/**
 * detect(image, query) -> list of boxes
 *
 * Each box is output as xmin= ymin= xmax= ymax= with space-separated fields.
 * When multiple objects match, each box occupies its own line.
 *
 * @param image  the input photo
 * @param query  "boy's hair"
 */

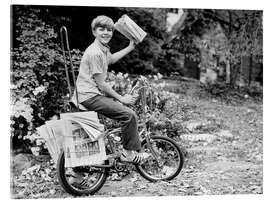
xmin=91 ymin=15 xmax=114 ymax=32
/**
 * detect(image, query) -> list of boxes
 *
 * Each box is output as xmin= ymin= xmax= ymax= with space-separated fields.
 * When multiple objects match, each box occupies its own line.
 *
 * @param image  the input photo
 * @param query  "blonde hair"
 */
xmin=91 ymin=15 xmax=114 ymax=32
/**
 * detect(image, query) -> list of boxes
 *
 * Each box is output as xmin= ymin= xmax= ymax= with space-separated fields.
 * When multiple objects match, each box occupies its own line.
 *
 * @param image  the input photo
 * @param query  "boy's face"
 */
xmin=93 ymin=26 xmax=113 ymax=45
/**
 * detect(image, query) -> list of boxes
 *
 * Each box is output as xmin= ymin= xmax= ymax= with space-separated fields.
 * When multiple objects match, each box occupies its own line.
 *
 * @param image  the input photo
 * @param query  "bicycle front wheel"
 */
xmin=136 ymin=135 xmax=184 ymax=182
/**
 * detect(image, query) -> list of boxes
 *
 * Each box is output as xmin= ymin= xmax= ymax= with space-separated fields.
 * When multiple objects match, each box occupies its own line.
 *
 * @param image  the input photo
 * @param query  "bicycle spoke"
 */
xmin=136 ymin=136 xmax=184 ymax=181
xmin=57 ymin=151 xmax=108 ymax=195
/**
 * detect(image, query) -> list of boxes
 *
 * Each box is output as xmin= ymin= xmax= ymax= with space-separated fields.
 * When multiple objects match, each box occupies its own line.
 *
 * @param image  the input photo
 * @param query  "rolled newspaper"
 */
xmin=114 ymin=14 xmax=147 ymax=44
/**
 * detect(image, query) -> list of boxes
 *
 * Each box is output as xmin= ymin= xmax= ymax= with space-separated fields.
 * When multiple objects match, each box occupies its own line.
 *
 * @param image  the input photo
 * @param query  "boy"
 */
xmin=72 ymin=15 xmax=149 ymax=175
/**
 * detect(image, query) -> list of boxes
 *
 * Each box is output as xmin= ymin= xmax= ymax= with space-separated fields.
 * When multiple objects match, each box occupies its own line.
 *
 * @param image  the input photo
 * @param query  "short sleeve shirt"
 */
xmin=73 ymin=39 xmax=112 ymax=103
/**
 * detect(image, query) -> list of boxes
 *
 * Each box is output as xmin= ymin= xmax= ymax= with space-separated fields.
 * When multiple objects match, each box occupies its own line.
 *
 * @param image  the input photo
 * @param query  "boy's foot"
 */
xmin=120 ymin=150 xmax=150 ymax=164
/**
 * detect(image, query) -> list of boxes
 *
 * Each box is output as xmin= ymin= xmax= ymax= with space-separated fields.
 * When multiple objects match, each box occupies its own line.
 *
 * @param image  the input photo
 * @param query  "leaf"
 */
xmin=161 ymin=166 xmax=175 ymax=176
xmin=25 ymin=164 xmax=41 ymax=174
xmin=110 ymin=173 xmax=122 ymax=181
xmin=137 ymin=185 xmax=147 ymax=190
xmin=49 ymin=189 xmax=56 ymax=195
xmin=129 ymin=174 xmax=140 ymax=182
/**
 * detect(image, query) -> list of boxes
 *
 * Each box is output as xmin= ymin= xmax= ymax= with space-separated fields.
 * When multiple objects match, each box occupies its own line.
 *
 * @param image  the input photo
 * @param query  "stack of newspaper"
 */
xmin=60 ymin=111 xmax=104 ymax=140
xmin=37 ymin=120 xmax=66 ymax=164
xmin=60 ymin=111 xmax=106 ymax=167
xmin=37 ymin=111 xmax=106 ymax=168
xmin=114 ymin=14 xmax=147 ymax=44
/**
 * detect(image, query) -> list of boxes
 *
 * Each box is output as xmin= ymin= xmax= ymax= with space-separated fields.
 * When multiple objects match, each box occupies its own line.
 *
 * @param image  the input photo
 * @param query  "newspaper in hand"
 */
xmin=114 ymin=14 xmax=147 ymax=44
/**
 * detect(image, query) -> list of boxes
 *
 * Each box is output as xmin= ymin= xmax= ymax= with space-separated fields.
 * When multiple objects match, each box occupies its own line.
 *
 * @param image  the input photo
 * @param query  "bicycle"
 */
xmin=57 ymin=26 xmax=184 ymax=196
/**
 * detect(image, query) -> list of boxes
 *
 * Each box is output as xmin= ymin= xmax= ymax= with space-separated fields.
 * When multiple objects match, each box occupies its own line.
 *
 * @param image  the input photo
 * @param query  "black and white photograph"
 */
xmin=7 ymin=0 xmax=267 ymax=201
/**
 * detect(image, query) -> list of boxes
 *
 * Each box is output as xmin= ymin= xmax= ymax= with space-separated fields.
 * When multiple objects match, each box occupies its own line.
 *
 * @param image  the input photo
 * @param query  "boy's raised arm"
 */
xmin=110 ymin=40 xmax=135 ymax=64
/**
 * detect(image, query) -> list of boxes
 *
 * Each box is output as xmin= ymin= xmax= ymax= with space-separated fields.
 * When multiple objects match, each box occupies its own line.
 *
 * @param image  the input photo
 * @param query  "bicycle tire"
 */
xmin=135 ymin=135 xmax=184 ymax=182
xmin=56 ymin=150 xmax=109 ymax=196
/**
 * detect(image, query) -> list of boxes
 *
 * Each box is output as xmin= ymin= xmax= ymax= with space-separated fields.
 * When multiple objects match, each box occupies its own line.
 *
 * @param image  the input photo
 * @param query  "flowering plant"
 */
xmin=11 ymin=9 xmax=82 ymax=152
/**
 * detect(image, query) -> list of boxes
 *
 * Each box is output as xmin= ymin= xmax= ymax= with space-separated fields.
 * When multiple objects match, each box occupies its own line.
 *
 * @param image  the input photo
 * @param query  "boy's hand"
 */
xmin=120 ymin=94 xmax=137 ymax=105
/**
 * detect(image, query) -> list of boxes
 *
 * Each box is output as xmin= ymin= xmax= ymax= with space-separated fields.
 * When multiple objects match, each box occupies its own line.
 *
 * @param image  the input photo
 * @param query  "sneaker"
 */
xmin=120 ymin=150 xmax=150 ymax=164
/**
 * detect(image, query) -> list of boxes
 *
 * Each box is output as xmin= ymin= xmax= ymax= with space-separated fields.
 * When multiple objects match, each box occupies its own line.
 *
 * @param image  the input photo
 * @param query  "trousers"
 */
xmin=81 ymin=95 xmax=141 ymax=151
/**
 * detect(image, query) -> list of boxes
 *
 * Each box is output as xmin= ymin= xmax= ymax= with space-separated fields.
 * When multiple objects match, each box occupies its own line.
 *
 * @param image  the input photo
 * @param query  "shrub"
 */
xmin=11 ymin=9 xmax=82 ymax=150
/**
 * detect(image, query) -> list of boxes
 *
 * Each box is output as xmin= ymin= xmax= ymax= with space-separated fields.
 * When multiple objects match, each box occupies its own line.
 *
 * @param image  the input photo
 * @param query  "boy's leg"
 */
xmin=81 ymin=95 xmax=141 ymax=151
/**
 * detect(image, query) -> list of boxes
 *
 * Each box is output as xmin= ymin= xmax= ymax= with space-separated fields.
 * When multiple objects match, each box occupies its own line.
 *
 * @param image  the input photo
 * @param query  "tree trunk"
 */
xmin=226 ymin=60 xmax=230 ymax=83
xmin=248 ymin=54 xmax=253 ymax=86
xmin=225 ymin=11 xmax=232 ymax=84
xmin=229 ymin=10 xmax=232 ymax=34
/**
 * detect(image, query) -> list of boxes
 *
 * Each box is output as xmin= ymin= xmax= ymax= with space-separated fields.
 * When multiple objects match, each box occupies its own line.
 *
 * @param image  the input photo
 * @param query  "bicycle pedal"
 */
xmin=116 ymin=161 xmax=126 ymax=166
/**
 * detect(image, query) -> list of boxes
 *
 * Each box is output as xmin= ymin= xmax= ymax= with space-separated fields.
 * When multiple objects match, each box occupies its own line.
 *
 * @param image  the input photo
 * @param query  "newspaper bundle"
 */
xmin=60 ymin=111 xmax=104 ymax=140
xmin=114 ymin=14 xmax=147 ymax=44
xmin=36 ymin=120 xmax=65 ymax=164
xmin=60 ymin=111 xmax=106 ymax=168
xmin=37 ymin=111 xmax=106 ymax=168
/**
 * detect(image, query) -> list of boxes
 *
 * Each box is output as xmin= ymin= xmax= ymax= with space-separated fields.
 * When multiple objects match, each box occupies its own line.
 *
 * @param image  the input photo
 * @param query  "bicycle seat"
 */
xmin=69 ymin=100 xmax=88 ymax=112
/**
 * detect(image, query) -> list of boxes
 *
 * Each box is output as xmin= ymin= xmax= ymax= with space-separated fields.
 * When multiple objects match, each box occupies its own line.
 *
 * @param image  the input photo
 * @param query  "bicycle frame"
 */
xmin=89 ymin=81 xmax=160 ymax=169
xmin=90 ymin=125 xmax=159 ymax=169
xmin=60 ymin=26 xmax=159 ymax=168
xmin=57 ymin=28 xmax=184 ymax=196
xmin=60 ymin=26 xmax=80 ymax=111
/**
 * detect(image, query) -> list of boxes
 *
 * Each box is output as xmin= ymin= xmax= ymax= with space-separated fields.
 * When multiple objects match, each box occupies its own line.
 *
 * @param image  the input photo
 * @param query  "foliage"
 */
xmin=203 ymin=81 xmax=263 ymax=104
xmin=227 ymin=11 xmax=263 ymax=84
xmin=194 ymin=23 xmax=228 ymax=73
xmin=11 ymin=9 xmax=83 ymax=150
xmin=167 ymin=9 xmax=214 ymax=62
xmin=104 ymin=72 xmax=185 ymax=138
xmin=167 ymin=9 xmax=263 ymax=85
xmin=153 ymin=49 xmax=184 ymax=76
xmin=228 ymin=11 xmax=262 ymax=59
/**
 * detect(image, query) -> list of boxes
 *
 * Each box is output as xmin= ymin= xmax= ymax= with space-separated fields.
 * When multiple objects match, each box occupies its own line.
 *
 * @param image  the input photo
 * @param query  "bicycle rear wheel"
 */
xmin=57 ymin=151 xmax=108 ymax=196
xmin=136 ymin=135 xmax=184 ymax=182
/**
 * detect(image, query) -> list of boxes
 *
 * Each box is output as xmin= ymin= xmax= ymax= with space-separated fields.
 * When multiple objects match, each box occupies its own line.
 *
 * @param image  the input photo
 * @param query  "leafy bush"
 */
xmin=106 ymin=73 xmax=186 ymax=139
xmin=153 ymin=49 xmax=184 ymax=76
xmin=203 ymin=81 xmax=263 ymax=104
xmin=11 ymin=9 xmax=82 ymax=150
